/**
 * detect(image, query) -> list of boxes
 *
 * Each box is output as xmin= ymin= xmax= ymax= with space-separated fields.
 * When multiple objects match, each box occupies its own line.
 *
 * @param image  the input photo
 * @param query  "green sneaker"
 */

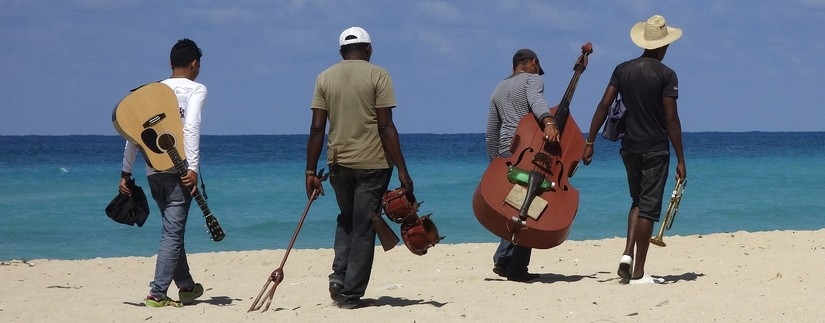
xmin=178 ymin=283 xmax=204 ymax=305
xmin=144 ymin=295 xmax=183 ymax=308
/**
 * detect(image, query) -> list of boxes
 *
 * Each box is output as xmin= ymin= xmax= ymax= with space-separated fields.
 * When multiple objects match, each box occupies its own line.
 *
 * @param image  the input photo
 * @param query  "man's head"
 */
xmin=630 ymin=15 xmax=682 ymax=50
xmin=170 ymin=38 xmax=202 ymax=80
xmin=339 ymin=26 xmax=372 ymax=61
xmin=512 ymin=48 xmax=544 ymax=76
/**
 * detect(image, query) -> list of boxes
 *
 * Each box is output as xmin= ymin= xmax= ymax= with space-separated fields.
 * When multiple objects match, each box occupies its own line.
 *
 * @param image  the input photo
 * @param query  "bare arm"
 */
xmin=305 ymin=108 xmax=327 ymax=199
xmin=663 ymin=96 xmax=686 ymax=180
xmin=525 ymin=75 xmax=560 ymax=143
xmin=376 ymin=107 xmax=415 ymax=202
xmin=582 ymin=85 xmax=618 ymax=165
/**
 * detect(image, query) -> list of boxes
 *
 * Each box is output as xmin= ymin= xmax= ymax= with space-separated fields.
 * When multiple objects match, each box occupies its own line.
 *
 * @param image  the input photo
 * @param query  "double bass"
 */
xmin=472 ymin=42 xmax=592 ymax=249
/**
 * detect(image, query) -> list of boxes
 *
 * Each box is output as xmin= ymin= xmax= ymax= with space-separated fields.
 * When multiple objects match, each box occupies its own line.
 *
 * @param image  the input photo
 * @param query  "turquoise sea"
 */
xmin=1 ymin=132 xmax=823 ymax=261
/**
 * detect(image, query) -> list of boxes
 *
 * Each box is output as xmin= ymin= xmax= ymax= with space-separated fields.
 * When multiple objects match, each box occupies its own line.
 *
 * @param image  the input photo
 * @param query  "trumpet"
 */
xmin=650 ymin=178 xmax=686 ymax=247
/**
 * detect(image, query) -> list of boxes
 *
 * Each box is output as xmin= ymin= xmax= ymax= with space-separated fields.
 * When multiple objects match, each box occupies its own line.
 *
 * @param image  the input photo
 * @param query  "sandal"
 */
xmin=145 ymin=295 xmax=184 ymax=308
xmin=629 ymin=273 xmax=665 ymax=285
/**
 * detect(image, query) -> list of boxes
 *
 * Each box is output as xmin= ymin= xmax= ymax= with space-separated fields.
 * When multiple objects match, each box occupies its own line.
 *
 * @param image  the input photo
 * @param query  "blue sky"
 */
xmin=1 ymin=0 xmax=823 ymax=135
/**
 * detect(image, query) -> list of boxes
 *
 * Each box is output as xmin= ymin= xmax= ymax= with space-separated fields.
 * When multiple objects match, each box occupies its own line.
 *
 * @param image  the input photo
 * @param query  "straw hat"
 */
xmin=630 ymin=15 xmax=682 ymax=49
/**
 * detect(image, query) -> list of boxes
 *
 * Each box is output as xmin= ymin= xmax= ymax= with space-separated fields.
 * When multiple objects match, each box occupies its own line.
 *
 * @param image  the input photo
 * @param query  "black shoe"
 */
xmin=506 ymin=272 xmax=540 ymax=282
xmin=492 ymin=265 xmax=506 ymax=277
xmin=329 ymin=282 xmax=345 ymax=302
xmin=336 ymin=298 xmax=371 ymax=309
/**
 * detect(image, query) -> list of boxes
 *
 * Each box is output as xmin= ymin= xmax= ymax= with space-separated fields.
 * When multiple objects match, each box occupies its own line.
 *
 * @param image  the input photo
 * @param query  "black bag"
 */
xmin=602 ymin=94 xmax=626 ymax=142
xmin=105 ymin=178 xmax=150 ymax=227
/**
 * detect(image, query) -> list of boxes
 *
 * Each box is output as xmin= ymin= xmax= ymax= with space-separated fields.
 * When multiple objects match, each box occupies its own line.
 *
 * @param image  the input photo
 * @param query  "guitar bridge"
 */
xmin=143 ymin=113 xmax=166 ymax=128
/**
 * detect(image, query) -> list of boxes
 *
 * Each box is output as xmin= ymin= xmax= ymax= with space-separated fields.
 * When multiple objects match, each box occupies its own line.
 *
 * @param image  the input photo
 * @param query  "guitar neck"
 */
xmin=166 ymin=148 xmax=212 ymax=218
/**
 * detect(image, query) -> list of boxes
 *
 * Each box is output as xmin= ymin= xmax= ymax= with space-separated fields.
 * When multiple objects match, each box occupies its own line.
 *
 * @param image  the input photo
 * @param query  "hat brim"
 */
xmin=630 ymin=22 xmax=683 ymax=50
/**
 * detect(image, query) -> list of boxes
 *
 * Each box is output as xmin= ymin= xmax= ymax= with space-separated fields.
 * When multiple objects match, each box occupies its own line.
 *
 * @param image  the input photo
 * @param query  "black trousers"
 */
xmin=327 ymin=164 xmax=392 ymax=300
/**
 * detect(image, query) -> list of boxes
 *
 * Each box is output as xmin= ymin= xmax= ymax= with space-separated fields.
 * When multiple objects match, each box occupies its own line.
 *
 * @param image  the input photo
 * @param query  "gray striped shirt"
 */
xmin=486 ymin=72 xmax=552 ymax=160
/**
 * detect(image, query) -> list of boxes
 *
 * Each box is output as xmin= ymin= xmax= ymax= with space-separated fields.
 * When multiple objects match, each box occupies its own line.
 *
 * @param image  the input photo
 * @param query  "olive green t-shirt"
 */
xmin=311 ymin=60 xmax=397 ymax=169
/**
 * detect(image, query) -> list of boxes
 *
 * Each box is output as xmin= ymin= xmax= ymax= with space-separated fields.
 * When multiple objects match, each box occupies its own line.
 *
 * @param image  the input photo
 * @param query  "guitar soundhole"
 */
xmin=157 ymin=133 xmax=176 ymax=151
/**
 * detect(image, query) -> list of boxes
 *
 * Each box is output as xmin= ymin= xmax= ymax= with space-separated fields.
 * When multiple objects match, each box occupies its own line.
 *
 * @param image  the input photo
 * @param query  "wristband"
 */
xmin=120 ymin=171 xmax=132 ymax=178
xmin=305 ymin=170 xmax=316 ymax=176
xmin=585 ymin=141 xmax=595 ymax=146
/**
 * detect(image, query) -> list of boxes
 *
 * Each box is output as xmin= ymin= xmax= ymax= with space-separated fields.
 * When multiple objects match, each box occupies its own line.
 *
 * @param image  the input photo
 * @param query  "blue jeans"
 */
xmin=327 ymin=165 xmax=392 ymax=300
xmin=147 ymin=173 xmax=195 ymax=299
xmin=493 ymin=239 xmax=532 ymax=276
xmin=491 ymin=151 xmax=532 ymax=276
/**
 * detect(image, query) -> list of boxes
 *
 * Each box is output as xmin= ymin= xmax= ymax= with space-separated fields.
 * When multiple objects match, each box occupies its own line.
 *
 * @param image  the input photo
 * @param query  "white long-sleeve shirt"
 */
xmin=121 ymin=78 xmax=207 ymax=176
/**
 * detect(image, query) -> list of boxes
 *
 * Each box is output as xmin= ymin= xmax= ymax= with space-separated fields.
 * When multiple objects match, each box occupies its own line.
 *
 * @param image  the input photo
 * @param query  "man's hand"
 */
xmin=398 ymin=170 xmax=416 ymax=203
xmin=118 ymin=177 xmax=132 ymax=196
xmin=181 ymin=170 xmax=198 ymax=195
xmin=675 ymin=161 xmax=686 ymax=181
xmin=305 ymin=174 xmax=325 ymax=200
xmin=582 ymin=145 xmax=594 ymax=166
xmin=543 ymin=124 xmax=560 ymax=143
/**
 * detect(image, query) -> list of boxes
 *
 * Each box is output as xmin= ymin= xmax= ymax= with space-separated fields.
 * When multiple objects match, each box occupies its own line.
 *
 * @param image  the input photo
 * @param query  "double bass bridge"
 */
xmin=532 ymin=151 xmax=556 ymax=174
xmin=534 ymin=151 xmax=567 ymax=191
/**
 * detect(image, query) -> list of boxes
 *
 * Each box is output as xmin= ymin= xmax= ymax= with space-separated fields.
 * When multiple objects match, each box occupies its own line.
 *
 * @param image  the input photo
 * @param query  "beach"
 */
xmin=3 ymin=229 xmax=824 ymax=322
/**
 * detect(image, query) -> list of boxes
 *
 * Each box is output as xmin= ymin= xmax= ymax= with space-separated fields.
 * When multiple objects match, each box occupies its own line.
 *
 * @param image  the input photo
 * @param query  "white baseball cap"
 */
xmin=339 ymin=26 xmax=371 ymax=46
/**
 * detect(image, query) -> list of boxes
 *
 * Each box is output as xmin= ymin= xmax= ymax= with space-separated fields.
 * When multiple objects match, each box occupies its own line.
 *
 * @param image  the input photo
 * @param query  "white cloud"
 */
xmin=799 ymin=0 xmax=825 ymax=7
xmin=416 ymin=29 xmax=461 ymax=60
xmin=194 ymin=6 xmax=260 ymax=24
xmin=416 ymin=1 xmax=463 ymax=22
xmin=72 ymin=0 xmax=135 ymax=10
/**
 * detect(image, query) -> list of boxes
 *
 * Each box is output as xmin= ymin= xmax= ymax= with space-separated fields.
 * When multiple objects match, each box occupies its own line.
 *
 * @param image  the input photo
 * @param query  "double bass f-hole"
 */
xmin=506 ymin=147 xmax=533 ymax=169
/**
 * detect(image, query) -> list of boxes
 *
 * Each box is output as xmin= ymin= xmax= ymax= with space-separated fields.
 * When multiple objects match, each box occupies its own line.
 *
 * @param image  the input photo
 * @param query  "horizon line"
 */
xmin=1 ymin=130 xmax=824 ymax=137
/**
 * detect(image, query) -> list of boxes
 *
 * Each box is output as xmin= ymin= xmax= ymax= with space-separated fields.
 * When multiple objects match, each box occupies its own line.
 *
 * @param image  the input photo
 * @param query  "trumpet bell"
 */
xmin=649 ymin=236 xmax=666 ymax=247
xmin=649 ymin=178 xmax=686 ymax=247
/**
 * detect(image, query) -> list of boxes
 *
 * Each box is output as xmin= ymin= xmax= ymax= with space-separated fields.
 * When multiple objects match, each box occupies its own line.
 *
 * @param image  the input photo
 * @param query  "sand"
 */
xmin=3 ymin=229 xmax=825 ymax=322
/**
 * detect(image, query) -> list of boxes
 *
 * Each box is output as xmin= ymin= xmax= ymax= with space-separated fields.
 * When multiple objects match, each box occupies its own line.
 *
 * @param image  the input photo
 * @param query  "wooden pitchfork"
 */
xmin=248 ymin=168 xmax=328 ymax=312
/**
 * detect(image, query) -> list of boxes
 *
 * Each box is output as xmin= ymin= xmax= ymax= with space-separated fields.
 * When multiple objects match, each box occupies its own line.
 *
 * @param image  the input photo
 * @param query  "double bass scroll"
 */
xmin=472 ymin=43 xmax=592 ymax=249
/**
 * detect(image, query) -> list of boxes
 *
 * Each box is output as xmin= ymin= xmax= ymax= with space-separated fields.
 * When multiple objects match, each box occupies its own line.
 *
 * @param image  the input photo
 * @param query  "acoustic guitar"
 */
xmin=112 ymin=82 xmax=225 ymax=242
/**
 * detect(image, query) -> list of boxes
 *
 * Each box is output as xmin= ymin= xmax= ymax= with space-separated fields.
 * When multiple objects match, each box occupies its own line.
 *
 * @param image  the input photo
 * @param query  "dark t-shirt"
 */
xmin=609 ymin=57 xmax=678 ymax=153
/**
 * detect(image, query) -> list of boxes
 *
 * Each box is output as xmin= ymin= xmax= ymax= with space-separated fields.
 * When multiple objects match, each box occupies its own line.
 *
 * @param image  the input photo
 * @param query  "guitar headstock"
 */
xmin=205 ymin=214 xmax=225 ymax=242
